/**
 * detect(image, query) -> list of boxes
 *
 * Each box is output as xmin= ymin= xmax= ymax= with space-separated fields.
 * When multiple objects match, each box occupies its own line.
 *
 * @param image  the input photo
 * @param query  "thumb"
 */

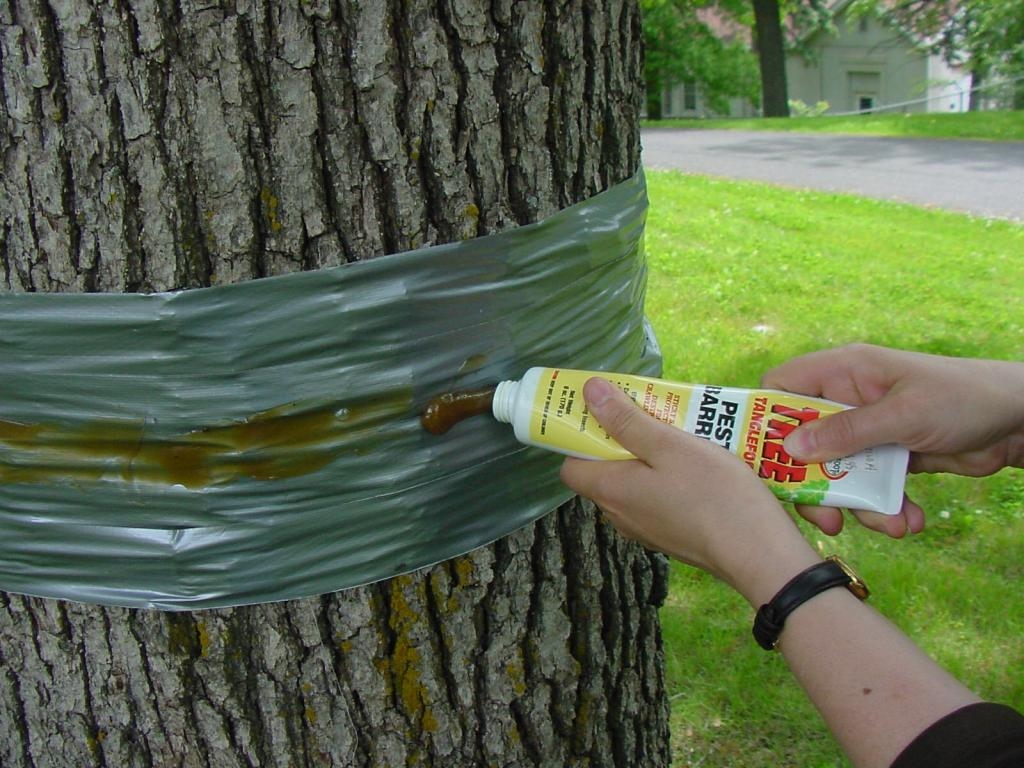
xmin=783 ymin=401 xmax=899 ymax=462
xmin=582 ymin=377 xmax=664 ymax=463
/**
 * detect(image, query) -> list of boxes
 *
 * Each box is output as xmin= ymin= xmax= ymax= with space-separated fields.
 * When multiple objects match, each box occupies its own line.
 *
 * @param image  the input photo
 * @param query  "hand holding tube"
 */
xmin=559 ymin=377 xmax=820 ymax=607
xmin=762 ymin=344 xmax=1024 ymax=536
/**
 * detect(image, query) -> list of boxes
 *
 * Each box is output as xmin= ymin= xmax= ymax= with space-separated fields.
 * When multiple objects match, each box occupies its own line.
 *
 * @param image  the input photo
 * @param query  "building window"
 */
xmin=683 ymin=81 xmax=698 ymax=112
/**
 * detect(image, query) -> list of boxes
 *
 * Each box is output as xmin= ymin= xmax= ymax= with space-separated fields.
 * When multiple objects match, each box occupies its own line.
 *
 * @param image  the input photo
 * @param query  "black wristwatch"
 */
xmin=753 ymin=555 xmax=869 ymax=651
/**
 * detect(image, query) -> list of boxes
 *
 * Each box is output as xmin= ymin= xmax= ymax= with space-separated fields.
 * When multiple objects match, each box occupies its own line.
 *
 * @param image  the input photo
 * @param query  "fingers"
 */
xmin=796 ymin=504 xmax=909 ymax=538
xmin=794 ymin=504 xmax=846 ymax=536
xmin=762 ymin=347 xmax=843 ymax=397
xmin=765 ymin=344 xmax=913 ymax=463
xmin=559 ymin=376 xmax=667 ymax=503
xmin=901 ymin=497 xmax=927 ymax=534
xmin=578 ymin=377 xmax=676 ymax=465
xmin=762 ymin=344 xmax=886 ymax=403
xmin=910 ymin=448 xmax=1010 ymax=478
xmin=849 ymin=508 xmax=911 ymax=539
xmin=783 ymin=401 xmax=906 ymax=464
xmin=559 ymin=453 xmax=646 ymax=507
xmin=569 ymin=371 xmax=932 ymax=548
xmin=795 ymin=495 xmax=925 ymax=538
xmin=768 ymin=346 xmax=1024 ymax=480
xmin=558 ymin=455 xmax=684 ymax=561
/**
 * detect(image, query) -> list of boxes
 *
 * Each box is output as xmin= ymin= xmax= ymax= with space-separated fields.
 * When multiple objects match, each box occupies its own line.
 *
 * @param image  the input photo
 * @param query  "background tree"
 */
xmin=752 ymin=0 xmax=832 ymax=117
xmin=751 ymin=0 xmax=790 ymax=115
xmin=641 ymin=0 xmax=832 ymax=118
xmin=640 ymin=0 xmax=761 ymax=117
xmin=0 ymin=2 xmax=670 ymax=766
xmin=855 ymin=0 xmax=1024 ymax=109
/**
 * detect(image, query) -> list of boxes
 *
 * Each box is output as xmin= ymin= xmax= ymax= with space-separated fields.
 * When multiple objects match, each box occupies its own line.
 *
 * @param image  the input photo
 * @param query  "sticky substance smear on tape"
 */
xmin=0 ymin=171 xmax=660 ymax=610
xmin=490 ymin=367 xmax=909 ymax=515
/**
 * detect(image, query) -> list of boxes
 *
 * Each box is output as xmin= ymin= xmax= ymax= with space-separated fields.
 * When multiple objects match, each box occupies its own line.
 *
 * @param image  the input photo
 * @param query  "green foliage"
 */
xmin=963 ymin=0 xmax=1024 ymax=106
xmin=641 ymin=0 xmax=838 ymax=118
xmin=641 ymin=0 xmax=761 ymax=116
xmin=787 ymin=98 xmax=830 ymax=116
xmin=643 ymin=170 xmax=1024 ymax=766
xmin=786 ymin=0 xmax=836 ymax=55
xmin=857 ymin=0 xmax=1024 ymax=106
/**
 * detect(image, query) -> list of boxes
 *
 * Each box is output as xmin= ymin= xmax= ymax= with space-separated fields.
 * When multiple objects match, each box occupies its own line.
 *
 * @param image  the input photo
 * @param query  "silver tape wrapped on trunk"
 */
xmin=0 ymin=171 xmax=659 ymax=610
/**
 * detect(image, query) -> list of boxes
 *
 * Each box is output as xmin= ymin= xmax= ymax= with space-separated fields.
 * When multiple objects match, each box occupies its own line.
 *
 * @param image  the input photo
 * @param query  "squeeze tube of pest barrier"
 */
xmin=0 ymin=170 xmax=659 ymax=610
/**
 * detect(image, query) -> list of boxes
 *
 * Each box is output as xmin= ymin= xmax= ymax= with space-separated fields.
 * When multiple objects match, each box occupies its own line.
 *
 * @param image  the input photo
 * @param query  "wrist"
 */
xmin=701 ymin=490 xmax=821 ymax=607
xmin=753 ymin=556 xmax=870 ymax=650
xmin=723 ymin=535 xmax=822 ymax=609
xmin=742 ymin=552 xmax=824 ymax=609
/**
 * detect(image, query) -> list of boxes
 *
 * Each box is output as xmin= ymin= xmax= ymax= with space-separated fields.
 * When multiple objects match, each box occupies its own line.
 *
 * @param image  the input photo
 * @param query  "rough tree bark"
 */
xmin=0 ymin=1 xmax=670 ymax=766
xmin=751 ymin=0 xmax=790 ymax=117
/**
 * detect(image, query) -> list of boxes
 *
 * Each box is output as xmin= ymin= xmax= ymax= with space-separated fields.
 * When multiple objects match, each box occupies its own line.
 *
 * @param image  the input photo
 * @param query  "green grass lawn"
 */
xmin=642 ymin=169 xmax=1024 ymax=767
xmin=644 ymin=110 xmax=1024 ymax=142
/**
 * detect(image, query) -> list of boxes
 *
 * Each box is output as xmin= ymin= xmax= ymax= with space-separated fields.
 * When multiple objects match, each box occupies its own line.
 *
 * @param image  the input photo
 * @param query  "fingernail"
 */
xmin=784 ymin=424 xmax=816 ymax=459
xmin=583 ymin=377 xmax=616 ymax=409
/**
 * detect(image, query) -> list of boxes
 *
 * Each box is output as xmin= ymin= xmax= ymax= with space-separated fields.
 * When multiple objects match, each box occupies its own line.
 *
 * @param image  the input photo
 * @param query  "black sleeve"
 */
xmin=890 ymin=703 xmax=1024 ymax=768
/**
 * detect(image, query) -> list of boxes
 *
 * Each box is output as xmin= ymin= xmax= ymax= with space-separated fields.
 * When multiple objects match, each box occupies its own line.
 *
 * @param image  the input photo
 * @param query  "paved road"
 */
xmin=641 ymin=129 xmax=1024 ymax=221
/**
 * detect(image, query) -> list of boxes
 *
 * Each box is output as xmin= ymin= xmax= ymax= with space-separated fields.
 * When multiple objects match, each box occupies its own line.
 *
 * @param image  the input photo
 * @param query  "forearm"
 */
xmin=776 ymin=589 xmax=981 ymax=768
xmin=717 ymin=513 xmax=980 ymax=767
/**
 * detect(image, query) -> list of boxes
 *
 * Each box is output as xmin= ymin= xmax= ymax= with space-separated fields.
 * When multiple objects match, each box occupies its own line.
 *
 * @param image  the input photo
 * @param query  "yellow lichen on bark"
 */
xmin=382 ymin=574 xmax=439 ymax=733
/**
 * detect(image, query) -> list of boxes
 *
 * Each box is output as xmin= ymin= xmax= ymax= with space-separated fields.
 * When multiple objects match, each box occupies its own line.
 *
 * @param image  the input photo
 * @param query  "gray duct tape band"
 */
xmin=0 ymin=171 xmax=659 ymax=610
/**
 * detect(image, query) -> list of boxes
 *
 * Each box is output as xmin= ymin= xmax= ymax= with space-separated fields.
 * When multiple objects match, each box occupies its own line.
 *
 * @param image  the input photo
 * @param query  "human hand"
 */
xmin=559 ymin=377 xmax=820 ymax=607
xmin=762 ymin=344 xmax=1024 ymax=537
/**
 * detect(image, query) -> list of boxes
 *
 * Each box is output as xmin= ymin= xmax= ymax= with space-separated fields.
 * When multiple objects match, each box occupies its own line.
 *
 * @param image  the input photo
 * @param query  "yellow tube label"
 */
xmin=526 ymin=368 xmax=889 ymax=508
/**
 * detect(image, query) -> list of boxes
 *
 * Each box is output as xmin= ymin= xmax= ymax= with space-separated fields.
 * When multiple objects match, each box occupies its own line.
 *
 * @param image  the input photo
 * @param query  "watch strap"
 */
xmin=753 ymin=556 xmax=868 ymax=650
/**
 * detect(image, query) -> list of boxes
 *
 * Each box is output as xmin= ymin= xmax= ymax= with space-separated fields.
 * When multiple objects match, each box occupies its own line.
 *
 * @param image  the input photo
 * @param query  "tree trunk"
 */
xmin=752 ymin=0 xmax=790 ymax=117
xmin=0 ymin=2 xmax=670 ymax=766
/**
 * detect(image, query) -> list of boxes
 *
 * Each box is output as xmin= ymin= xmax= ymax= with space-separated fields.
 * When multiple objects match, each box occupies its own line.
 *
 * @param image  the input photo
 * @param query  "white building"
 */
xmin=786 ymin=0 xmax=973 ymax=114
xmin=653 ymin=0 xmax=973 ymax=119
